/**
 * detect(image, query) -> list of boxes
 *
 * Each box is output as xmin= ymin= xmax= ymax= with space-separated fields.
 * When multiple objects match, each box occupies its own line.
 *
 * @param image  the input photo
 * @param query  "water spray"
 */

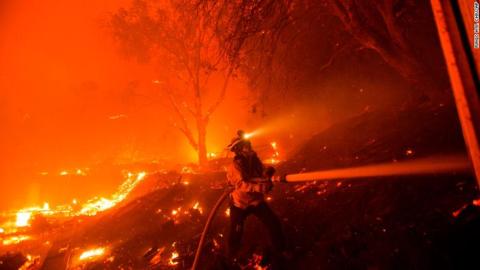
xmin=277 ymin=154 xmax=471 ymax=183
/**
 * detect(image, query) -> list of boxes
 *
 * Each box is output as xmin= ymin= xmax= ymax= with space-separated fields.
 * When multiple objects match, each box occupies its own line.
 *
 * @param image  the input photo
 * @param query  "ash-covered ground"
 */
xmin=1 ymin=105 xmax=478 ymax=270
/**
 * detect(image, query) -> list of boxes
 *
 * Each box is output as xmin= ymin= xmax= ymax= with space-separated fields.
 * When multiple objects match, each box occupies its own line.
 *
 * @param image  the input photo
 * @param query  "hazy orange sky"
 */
xmin=0 ymin=0 xmax=254 ymax=210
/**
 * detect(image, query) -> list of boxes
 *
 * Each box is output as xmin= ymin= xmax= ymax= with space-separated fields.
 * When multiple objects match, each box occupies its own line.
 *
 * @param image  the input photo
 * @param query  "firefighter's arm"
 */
xmin=227 ymin=165 xmax=272 ymax=193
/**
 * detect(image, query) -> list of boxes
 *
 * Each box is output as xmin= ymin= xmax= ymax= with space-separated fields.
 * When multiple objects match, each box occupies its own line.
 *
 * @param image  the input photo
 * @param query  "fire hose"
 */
xmin=191 ymin=154 xmax=470 ymax=269
xmin=191 ymin=188 xmax=231 ymax=270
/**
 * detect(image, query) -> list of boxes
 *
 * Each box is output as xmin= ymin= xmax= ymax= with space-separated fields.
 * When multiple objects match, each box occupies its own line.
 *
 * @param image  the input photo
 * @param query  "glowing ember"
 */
xmin=0 ymin=228 xmax=4 ymax=234
xmin=2 ymin=235 xmax=31 ymax=245
xmin=264 ymin=141 xmax=281 ymax=164
xmin=250 ymin=253 xmax=268 ymax=270
xmin=453 ymin=199 xmax=480 ymax=217
xmin=60 ymin=170 xmax=69 ymax=176
xmin=207 ymin=152 xmax=218 ymax=159
xmin=79 ymin=247 xmax=106 ymax=261
xmin=168 ymin=251 xmax=179 ymax=265
xmin=76 ymin=169 xmax=87 ymax=176
xmin=474 ymin=199 xmax=480 ymax=206
xmin=225 ymin=208 xmax=230 ymax=217
xmin=192 ymin=202 xmax=203 ymax=214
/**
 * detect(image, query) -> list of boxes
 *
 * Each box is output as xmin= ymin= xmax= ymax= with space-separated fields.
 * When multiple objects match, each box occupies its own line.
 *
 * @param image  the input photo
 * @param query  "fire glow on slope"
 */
xmin=0 ymin=171 xmax=147 ymax=242
xmin=80 ymin=171 xmax=146 ymax=216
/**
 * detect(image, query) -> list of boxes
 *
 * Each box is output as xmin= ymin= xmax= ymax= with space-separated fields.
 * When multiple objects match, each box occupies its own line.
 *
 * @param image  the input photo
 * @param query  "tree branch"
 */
xmin=205 ymin=67 xmax=233 ymax=121
xmin=318 ymin=42 xmax=353 ymax=72
xmin=165 ymin=87 xmax=198 ymax=150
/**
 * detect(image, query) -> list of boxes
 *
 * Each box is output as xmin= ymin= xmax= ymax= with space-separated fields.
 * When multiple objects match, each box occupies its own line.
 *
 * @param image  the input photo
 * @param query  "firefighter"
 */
xmin=226 ymin=131 xmax=285 ymax=261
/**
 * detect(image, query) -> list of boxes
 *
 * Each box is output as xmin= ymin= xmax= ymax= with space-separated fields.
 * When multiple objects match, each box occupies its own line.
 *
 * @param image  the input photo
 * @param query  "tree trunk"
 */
xmin=196 ymin=119 xmax=208 ymax=167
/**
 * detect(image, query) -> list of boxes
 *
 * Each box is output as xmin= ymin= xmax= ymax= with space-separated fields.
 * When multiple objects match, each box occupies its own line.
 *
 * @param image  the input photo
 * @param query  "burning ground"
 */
xmin=0 ymin=105 xmax=477 ymax=270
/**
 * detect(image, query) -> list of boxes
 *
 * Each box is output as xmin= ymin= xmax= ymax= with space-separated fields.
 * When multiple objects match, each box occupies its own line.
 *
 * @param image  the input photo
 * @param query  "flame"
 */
xmin=79 ymin=247 xmax=106 ymax=261
xmin=19 ymin=254 xmax=39 ymax=270
xmin=2 ymin=235 xmax=31 ymax=245
xmin=60 ymin=170 xmax=69 ymax=176
xmin=168 ymin=251 xmax=179 ymax=265
xmin=15 ymin=212 xmax=32 ymax=227
xmin=225 ymin=208 xmax=230 ymax=217
xmin=1 ymin=171 xmax=147 ymax=233
xmin=79 ymin=171 xmax=146 ymax=216
xmin=15 ymin=202 xmax=51 ymax=227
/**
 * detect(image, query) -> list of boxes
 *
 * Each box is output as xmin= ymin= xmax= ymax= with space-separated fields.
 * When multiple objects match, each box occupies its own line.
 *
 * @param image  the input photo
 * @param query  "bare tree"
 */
xmin=325 ymin=0 xmax=429 ymax=86
xmin=240 ymin=0 xmax=445 ymax=109
xmin=111 ymin=0 xmax=228 ymax=165
xmin=110 ymin=0 xmax=298 ymax=165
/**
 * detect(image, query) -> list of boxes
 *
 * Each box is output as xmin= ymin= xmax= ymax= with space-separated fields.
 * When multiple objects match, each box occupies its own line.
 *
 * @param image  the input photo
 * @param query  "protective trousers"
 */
xmin=227 ymin=201 xmax=284 ymax=258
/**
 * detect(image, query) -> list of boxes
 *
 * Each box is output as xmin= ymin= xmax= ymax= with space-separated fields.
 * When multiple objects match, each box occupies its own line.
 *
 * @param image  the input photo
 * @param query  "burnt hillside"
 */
xmin=1 ymin=105 xmax=476 ymax=270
